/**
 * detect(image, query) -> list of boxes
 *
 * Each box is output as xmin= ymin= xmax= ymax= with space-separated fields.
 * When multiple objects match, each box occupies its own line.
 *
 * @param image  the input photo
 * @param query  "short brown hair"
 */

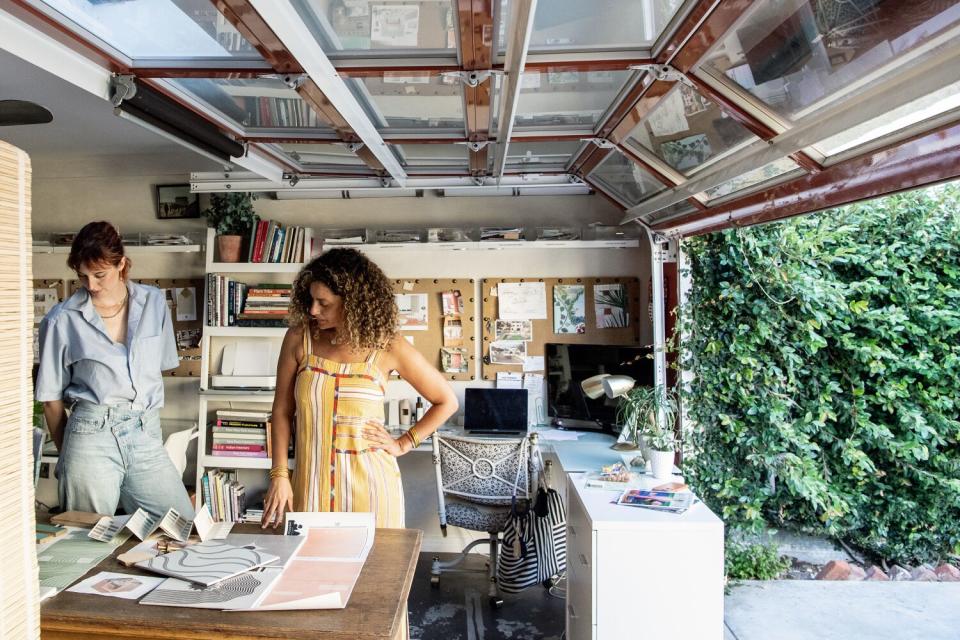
xmin=67 ymin=221 xmax=130 ymax=279
xmin=289 ymin=248 xmax=397 ymax=350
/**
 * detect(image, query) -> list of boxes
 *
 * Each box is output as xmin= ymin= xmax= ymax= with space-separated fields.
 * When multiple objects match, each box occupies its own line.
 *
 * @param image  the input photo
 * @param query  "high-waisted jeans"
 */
xmin=57 ymin=400 xmax=195 ymax=519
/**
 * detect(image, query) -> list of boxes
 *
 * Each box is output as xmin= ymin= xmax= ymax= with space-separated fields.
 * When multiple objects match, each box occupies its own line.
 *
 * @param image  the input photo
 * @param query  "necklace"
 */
xmin=96 ymin=292 xmax=128 ymax=319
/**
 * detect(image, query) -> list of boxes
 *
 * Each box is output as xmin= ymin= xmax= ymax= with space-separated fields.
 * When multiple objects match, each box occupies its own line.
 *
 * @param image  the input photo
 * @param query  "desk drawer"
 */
xmin=566 ymin=543 xmax=595 ymax=628
xmin=566 ymin=477 xmax=593 ymax=570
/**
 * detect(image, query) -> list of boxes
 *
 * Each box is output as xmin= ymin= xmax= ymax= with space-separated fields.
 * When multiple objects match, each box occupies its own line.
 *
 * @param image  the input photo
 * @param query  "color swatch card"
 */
xmin=136 ymin=541 xmax=279 ymax=587
xmin=229 ymin=512 xmax=375 ymax=611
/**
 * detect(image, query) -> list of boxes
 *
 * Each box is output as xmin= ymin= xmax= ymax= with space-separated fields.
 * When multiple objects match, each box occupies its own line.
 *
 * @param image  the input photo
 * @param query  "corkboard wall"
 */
xmin=480 ymin=276 xmax=640 ymax=380
xmin=69 ymin=277 xmax=204 ymax=377
xmin=392 ymin=278 xmax=476 ymax=381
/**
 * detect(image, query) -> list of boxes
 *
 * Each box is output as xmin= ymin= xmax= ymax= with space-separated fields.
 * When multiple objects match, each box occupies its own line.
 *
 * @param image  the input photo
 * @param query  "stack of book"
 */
xmin=211 ymin=409 xmax=271 ymax=458
xmin=206 ymin=274 xmax=248 ymax=327
xmin=248 ymin=220 xmax=308 ymax=263
xmin=238 ymin=284 xmax=291 ymax=327
xmin=200 ymin=469 xmax=247 ymax=523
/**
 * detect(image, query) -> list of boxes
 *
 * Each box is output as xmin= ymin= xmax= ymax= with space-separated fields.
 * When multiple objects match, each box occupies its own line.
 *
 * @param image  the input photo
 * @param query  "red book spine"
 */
xmin=253 ymin=220 xmax=268 ymax=262
xmin=213 ymin=443 xmax=267 ymax=452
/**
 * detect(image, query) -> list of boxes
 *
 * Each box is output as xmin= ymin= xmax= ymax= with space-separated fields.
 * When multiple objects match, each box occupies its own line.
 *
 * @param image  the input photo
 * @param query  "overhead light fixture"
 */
xmin=438 ymin=185 xmax=592 ymax=197
xmin=274 ymin=189 xmax=422 ymax=200
xmin=111 ymin=76 xmax=243 ymax=164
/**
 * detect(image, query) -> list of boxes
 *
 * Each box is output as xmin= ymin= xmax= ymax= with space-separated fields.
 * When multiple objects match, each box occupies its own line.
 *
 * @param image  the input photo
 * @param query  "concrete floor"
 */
xmin=724 ymin=581 xmax=960 ymax=640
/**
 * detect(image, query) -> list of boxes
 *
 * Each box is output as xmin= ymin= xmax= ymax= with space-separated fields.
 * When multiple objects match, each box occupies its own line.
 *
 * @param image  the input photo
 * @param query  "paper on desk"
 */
xmin=38 ymin=527 xmax=129 ymax=592
xmin=67 ymin=571 xmax=164 ymax=600
xmin=229 ymin=512 xmax=375 ymax=611
xmin=496 ymin=371 xmax=523 ymax=389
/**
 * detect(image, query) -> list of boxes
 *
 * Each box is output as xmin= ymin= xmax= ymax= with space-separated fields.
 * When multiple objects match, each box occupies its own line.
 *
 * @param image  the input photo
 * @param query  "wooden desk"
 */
xmin=41 ymin=525 xmax=422 ymax=640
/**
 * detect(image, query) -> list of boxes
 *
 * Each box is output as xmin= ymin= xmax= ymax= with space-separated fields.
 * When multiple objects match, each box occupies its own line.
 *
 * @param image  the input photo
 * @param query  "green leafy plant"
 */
xmin=679 ymin=184 xmax=960 ymax=564
xmin=725 ymin=539 xmax=791 ymax=580
xmin=617 ymin=384 xmax=678 ymax=450
xmin=33 ymin=400 xmax=44 ymax=430
xmin=202 ymin=192 xmax=258 ymax=236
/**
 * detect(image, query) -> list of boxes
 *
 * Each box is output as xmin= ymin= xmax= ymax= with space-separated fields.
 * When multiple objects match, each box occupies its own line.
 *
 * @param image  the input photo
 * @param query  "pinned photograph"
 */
xmin=553 ymin=284 xmax=585 ymax=334
xmin=441 ymin=290 xmax=463 ymax=317
xmin=395 ymin=293 xmax=428 ymax=330
xmin=489 ymin=340 xmax=527 ymax=365
xmin=594 ymin=283 xmax=630 ymax=329
xmin=443 ymin=317 xmax=463 ymax=347
xmin=174 ymin=287 xmax=197 ymax=322
xmin=494 ymin=319 xmax=533 ymax=341
xmin=441 ymin=347 xmax=469 ymax=373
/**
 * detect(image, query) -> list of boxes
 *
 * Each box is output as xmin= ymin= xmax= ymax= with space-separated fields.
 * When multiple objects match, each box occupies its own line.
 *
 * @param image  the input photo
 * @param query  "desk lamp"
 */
xmin=580 ymin=374 xmax=640 ymax=451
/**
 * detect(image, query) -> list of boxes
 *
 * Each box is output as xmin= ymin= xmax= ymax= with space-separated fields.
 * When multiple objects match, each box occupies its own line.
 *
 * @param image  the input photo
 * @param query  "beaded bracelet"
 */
xmin=269 ymin=466 xmax=290 ymax=479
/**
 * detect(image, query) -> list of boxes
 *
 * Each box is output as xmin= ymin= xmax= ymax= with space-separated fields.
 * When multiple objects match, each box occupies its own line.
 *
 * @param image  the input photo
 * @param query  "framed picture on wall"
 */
xmin=156 ymin=184 xmax=200 ymax=219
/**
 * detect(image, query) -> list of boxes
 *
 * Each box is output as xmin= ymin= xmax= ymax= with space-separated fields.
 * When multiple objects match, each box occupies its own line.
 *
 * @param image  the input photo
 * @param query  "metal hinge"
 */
xmin=440 ymin=70 xmax=500 ymax=87
xmin=110 ymin=74 xmax=137 ymax=107
xmin=282 ymin=74 xmax=308 ymax=90
xmin=585 ymin=138 xmax=615 ymax=149
xmin=628 ymin=63 xmax=693 ymax=87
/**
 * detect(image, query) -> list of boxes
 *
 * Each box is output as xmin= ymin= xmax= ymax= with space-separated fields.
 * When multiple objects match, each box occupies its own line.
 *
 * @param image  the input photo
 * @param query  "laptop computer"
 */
xmin=463 ymin=388 xmax=528 ymax=435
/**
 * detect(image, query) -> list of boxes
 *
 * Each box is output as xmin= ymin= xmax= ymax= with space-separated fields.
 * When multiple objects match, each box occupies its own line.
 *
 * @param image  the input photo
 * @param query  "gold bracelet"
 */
xmin=406 ymin=428 xmax=421 ymax=449
xmin=269 ymin=466 xmax=289 ymax=479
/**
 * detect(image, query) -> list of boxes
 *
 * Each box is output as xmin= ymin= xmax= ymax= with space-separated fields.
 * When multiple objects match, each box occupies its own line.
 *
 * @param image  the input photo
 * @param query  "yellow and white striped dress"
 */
xmin=291 ymin=331 xmax=405 ymax=528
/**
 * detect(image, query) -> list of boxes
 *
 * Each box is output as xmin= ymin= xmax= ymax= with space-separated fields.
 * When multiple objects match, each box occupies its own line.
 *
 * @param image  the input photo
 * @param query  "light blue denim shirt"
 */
xmin=35 ymin=281 xmax=179 ymax=410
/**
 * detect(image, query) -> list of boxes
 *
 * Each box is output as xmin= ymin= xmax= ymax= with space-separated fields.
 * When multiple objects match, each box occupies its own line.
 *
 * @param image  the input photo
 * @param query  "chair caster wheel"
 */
xmin=430 ymin=576 xmax=440 ymax=588
xmin=489 ymin=597 xmax=503 ymax=609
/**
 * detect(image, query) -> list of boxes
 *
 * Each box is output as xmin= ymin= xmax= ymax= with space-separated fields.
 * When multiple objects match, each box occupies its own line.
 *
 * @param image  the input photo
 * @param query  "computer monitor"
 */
xmin=463 ymin=388 xmax=528 ymax=434
xmin=546 ymin=343 xmax=654 ymax=432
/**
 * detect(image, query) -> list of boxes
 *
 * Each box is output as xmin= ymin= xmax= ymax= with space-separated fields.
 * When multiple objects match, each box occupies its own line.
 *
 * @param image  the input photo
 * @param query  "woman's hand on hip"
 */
xmin=261 ymin=477 xmax=293 ymax=529
xmin=363 ymin=424 xmax=406 ymax=457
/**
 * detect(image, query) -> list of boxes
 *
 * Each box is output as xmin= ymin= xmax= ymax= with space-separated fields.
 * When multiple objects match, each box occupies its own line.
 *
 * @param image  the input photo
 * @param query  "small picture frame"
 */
xmin=156 ymin=184 xmax=200 ymax=219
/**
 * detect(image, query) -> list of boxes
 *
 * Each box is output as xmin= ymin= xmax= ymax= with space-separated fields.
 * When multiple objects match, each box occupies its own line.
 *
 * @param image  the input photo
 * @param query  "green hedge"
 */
xmin=680 ymin=185 xmax=960 ymax=564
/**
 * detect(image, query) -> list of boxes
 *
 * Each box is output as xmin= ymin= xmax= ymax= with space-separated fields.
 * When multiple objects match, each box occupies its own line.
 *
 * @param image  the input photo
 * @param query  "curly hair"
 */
xmin=288 ymin=248 xmax=397 ymax=350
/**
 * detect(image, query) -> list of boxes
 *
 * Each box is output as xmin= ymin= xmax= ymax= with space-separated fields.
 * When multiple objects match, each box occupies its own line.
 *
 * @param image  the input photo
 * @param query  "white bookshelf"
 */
xmin=197 ymin=226 xmax=306 ymax=516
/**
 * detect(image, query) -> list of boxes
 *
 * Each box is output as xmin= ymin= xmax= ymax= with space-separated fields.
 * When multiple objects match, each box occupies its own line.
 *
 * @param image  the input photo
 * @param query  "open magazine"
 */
xmin=615 ymin=489 xmax=694 ymax=514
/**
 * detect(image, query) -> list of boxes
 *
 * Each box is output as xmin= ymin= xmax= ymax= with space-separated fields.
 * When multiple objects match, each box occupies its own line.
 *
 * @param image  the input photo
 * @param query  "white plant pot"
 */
xmin=649 ymin=449 xmax=674 ymax=479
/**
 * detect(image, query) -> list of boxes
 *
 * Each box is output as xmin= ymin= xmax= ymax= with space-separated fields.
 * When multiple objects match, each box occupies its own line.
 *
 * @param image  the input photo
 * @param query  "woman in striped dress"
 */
xmin=261 ymin=248 xmax=458 ymax=529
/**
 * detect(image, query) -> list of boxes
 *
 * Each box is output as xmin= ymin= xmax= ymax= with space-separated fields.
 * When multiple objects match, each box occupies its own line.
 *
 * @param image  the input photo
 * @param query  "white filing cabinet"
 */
xmin=565 ymin=474 xmax=725 ymax=640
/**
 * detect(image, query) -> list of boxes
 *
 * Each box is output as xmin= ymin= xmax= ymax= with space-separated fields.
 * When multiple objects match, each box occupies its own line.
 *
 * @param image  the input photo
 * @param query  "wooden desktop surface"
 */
xmin=41 ymin=524 xmax=422 ymax=640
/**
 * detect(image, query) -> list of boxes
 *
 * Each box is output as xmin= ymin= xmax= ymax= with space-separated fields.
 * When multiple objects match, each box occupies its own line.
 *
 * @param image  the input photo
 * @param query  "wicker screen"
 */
xmin=0 ymin=141 xmax=40 ymax=638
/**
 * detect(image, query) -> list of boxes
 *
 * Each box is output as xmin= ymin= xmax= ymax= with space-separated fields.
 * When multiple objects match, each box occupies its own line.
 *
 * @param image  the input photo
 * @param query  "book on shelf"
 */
xmin=202 ymin=469 xmax=247 ymax=523
xmin=247 ymin=220 xmax=306 ymax=263
xmin=216 ymin=409 xmax=271 ymax=420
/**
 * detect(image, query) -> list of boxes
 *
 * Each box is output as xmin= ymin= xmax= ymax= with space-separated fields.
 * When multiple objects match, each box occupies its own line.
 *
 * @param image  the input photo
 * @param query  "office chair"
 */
xmin=430 ymin=432 xmax=538 ymax=608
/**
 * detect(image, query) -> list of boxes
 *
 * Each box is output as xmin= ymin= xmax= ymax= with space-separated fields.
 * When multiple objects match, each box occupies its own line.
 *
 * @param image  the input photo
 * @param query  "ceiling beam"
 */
xmin=491 ymin=0 xmax=537 ymax=178
xmin=458 ymin=0 xmax=495 ymax=174
xmin=658 ymin=118 xmax=960 ymax=237
xmin=233 ymin=0 xmax=406 ymax=184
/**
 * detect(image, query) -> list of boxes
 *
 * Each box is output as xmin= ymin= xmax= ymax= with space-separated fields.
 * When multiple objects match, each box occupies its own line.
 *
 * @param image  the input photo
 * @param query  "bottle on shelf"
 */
xmin=415 ymin=396 xmax=425 ymax=422
xmin=399 ymin=399 xmax=411 ymax=426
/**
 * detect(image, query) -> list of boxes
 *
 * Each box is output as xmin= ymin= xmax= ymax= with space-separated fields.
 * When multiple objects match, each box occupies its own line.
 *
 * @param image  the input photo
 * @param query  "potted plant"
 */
xmin=616 ymin=384 xmax=679 ymax=478
xmin=202 ymin=192 xmax=258 ymax=262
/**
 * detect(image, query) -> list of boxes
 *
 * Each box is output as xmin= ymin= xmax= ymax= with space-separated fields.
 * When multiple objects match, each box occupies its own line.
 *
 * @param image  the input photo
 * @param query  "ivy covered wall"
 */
xmin=680 ymin=184 xmax=960 ymax=563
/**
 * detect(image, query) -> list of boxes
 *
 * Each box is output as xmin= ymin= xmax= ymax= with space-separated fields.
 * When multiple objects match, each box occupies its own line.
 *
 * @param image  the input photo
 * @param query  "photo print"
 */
xmin=494 ymin=319 xmax=533 ymax=342
xmin=553 ymin=284 xmax=585 ymax=334
xmin=489 ymin=340 xmax=526 ymax=365
xmin=594 ymin=283 xmax=630 ymax=329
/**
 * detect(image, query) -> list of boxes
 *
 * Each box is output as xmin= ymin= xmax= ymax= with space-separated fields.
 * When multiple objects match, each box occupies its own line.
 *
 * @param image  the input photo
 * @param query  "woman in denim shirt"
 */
xmin=35 ymin=221 xmax=194 ymax=519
